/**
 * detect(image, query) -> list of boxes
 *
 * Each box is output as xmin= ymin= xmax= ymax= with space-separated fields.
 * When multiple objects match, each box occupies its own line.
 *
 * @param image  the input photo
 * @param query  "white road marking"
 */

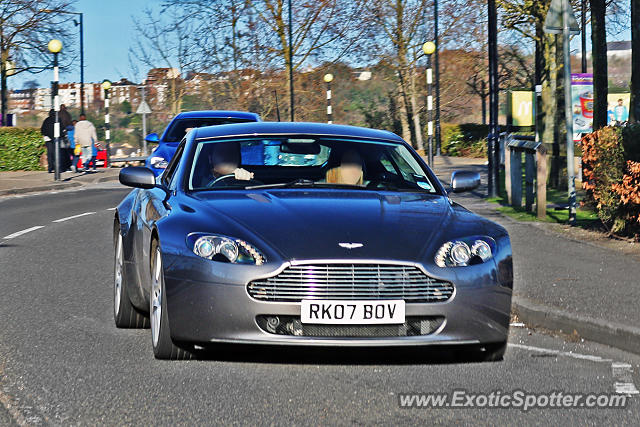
xmin=512 ymin=342 xmax=639 ymax=397
xmin=3 ymin=226 xmax=45 ymax=239
xmin=106 ymin=207 xmax=116 ymax=211
xmin=510 ymin=343 xmax=612 ymax=363
xmin=612 ymin=362 xmax=640 ymax=395
xmin=52 ymin=212 xmax=96 ymax=223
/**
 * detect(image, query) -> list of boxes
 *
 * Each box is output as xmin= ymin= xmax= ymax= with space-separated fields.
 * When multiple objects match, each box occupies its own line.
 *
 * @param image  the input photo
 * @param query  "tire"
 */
xmin=150 ymin=239 xmax=193 ymax=360
xmin=114 ymin=225 xmax=149 ymax=328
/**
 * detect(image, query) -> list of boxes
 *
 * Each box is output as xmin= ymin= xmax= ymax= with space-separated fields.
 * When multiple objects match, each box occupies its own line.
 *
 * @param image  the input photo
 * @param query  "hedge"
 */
xmin=440 ymin=123 xmax=488 ymax=157
xmin=0 ymin=127 xmax=45 ymax=171
xmin=581 ymin=124 xmax=640 ymax=236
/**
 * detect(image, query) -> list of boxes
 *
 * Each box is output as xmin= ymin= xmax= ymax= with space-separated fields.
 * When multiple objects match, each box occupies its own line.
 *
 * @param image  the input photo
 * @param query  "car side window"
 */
xmin=162 ymin=140 xmax=185 ymax=188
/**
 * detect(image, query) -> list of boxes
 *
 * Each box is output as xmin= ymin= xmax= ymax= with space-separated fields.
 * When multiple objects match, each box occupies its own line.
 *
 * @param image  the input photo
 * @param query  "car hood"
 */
xmin=188 ymin=190 xmax=452 ymax=262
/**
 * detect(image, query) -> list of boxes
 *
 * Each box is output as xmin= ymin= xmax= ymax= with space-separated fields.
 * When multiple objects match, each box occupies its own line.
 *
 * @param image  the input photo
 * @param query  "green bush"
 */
xmin=0 ymin=127 xmax=45 ymax=171
xmin=440 ymin=123 xmax=489 ymax=157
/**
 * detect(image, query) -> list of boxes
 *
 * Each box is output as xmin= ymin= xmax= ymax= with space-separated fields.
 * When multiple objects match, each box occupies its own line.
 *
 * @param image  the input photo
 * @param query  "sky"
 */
xmin=9 ymin=0 xmax=633 ymax=90
xmin=11 ymin=0 xmax=155 ymax=89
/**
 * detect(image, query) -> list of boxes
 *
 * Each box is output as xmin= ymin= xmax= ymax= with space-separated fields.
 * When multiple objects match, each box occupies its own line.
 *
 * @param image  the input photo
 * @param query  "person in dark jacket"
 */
xmin=41 ymin=110 xmax=56 ymax=173
xmin=59 ymin=104 xmax=73 ymax=129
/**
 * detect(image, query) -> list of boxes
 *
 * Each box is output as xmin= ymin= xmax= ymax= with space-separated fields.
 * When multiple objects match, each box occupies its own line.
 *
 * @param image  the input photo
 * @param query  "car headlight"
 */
xmin=188 ymin=234 xmax=265 ymax=265
xmin=435 ymin=237 xmax=494 ymax=267
xmin=150 ymin=156 xmax=168 ymax=169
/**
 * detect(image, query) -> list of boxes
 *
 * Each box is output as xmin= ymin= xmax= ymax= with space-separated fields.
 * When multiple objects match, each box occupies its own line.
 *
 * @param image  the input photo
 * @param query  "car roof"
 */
xmin=173 ymin=110 xmax=261 ymax=121
xmin=192 ymin=122 xmax=404 ymax=143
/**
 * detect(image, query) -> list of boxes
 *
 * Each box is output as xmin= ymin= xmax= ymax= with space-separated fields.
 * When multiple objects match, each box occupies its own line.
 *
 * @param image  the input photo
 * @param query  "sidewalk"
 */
xmin=0 ymin=168 xmax=120 ymax=197
xmin=432 ymin=155 xmax=640 ymax=355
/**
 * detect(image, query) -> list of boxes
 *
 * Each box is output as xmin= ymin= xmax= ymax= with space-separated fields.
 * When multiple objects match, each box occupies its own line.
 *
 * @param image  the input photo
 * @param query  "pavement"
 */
xmin=0 ymin=176 xmax=638 ymax=423
xmin=432 ymin=155 xmax=640 ymax=356
xmin=0 ymin=168 xmax=120 ymax=197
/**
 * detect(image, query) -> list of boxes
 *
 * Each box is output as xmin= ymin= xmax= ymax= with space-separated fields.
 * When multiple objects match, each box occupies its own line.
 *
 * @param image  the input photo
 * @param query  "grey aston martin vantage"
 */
xmin=114 ymin=121 xmax=512 ymax=360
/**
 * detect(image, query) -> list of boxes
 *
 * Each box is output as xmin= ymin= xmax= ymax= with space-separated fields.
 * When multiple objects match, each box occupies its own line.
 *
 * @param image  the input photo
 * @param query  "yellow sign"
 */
xmin=511 ymin=91 xmax=534 ymax=126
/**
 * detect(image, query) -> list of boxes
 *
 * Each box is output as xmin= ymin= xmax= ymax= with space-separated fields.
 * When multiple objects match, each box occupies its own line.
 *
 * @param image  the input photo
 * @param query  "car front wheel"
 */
xmin=114 ymin=225 xmax=149 ymax=328
xmin=150 ymin=239 xmax=192 ymax=360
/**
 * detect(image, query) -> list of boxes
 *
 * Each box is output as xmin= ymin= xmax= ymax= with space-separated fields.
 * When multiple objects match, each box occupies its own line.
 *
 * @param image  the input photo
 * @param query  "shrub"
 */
xmin=581 ymin=126 xmax=640 ymax=236
xmin=611 ymin=161 xmax=640 ymax=234
xmin=439 ymin=123 xmax=488 ymax=157
xmin=0 ymin=127 xmax=45 ymax=171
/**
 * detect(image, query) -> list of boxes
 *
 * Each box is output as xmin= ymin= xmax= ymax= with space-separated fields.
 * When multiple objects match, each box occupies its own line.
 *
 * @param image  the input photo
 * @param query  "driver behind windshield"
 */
xmin=208 ymin=142 xmax=254 ymax=182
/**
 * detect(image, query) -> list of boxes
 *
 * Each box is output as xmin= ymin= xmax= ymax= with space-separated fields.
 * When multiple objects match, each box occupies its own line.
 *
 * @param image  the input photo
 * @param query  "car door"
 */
xmin=136 ymin=140 xmax=186 ymax=302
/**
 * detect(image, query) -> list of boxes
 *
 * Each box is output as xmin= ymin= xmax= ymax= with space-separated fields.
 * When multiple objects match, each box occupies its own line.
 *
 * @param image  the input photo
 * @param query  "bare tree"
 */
xmin=129 ymin=7 xmax=207 ymax=115
xmin=0 ymin=0 xmax=76 ymax=124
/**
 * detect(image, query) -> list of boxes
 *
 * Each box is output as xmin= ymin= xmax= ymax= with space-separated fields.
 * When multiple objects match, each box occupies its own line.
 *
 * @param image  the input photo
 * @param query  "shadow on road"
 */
xmin=185 ymin=342 xmax=502 ymax=366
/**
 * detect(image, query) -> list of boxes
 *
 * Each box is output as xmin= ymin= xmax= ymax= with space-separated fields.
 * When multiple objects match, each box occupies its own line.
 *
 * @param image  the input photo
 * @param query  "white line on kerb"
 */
xmin=3 ymin=226 xmax=45 ymax=239
xmin=52 ymin=212 xmax=96 ymax=223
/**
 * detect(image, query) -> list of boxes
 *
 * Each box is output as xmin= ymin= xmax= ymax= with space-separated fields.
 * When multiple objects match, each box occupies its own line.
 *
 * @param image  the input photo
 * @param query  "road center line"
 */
xmin=52 ymin=212 xmax=96 ymax=223
xmin=3 ymin=226 xmax=45 ymax=239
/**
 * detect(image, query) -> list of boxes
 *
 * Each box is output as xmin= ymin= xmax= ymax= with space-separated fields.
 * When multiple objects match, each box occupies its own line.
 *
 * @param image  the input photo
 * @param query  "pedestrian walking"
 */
xmin=59 ymin=104 xmax=73 ymax=129
xmin=68 ymin=120 xmax=80 ymax=172
xmin=40 ymin=110 xmax=56 ymax=173
xmin=75 ymin=114 xmax=98 ymax=172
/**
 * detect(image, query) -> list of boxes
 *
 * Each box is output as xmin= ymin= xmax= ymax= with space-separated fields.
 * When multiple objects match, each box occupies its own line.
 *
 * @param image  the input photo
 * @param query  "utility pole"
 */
xmin=487 ymin=0 xmax=500 ymax=197
xmin=581 ymin=0 xmax=587 ymax=73
xmin=78 ymin=13 xmax=85 ymax=115
xmin=545 ymin=0 xmax=581 ymax=225
xmin=288 ymin=0 xmax=294 ymax=121
xmin=434 ymin=0 xmax=441 ymax=156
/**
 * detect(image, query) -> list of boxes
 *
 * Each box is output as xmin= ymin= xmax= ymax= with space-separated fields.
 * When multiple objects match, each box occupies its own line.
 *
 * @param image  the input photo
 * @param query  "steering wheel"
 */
xmin=207 ymin=174 xmax=263 ymax=188
xmin=366 ymin=172 xmax=398 ymax=189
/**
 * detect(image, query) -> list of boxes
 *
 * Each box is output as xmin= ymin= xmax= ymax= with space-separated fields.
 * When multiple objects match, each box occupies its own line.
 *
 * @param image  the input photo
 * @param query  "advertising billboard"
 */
xmin=570 ymin=73 xmax=593 ymax=141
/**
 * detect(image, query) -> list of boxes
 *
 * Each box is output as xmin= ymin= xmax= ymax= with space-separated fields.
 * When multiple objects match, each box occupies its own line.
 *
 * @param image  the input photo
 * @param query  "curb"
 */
xmin=0 ymin=174 xmax=119 ymax=197
xmin=512 ymin=296 xmax=640 ymax=356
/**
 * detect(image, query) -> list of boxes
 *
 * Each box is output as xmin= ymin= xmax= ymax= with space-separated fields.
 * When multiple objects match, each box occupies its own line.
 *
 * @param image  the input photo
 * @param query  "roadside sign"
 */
xmin=136 ymin=101 xmax=152 ymax=115
xmin=544 ymin=0 xmax=580 ymax=34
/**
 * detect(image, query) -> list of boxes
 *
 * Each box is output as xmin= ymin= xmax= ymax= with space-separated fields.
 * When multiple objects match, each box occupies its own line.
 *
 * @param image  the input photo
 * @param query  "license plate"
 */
xmin=300 ymin=300 xmax=405 ymax=325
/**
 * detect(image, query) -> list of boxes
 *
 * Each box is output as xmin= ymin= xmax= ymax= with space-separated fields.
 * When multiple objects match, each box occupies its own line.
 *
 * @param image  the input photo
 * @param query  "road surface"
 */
xmin=0 ymin=183 xmax=638 ymax=425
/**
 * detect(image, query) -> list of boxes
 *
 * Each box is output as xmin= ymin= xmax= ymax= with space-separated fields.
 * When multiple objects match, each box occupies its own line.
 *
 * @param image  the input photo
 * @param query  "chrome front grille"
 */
xmin=247 ymin=264 xmax=454 ymax=303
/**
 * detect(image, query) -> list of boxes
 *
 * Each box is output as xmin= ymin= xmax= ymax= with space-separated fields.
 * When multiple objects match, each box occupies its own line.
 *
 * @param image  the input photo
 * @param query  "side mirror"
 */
xmin=451 ymin=170 xmax=481 ymax=193
xmin=119 ymin=166 xmax=156 ymax=189
xmin=145 ymin=133 xmax=159 ymax=143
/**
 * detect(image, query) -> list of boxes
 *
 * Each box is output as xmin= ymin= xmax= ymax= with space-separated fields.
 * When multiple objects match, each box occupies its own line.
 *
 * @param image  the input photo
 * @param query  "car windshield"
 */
xmin=164 ymin=117 xmax=255 ymax=142
xmin=187 ymin=137 xmax=439 ymax=194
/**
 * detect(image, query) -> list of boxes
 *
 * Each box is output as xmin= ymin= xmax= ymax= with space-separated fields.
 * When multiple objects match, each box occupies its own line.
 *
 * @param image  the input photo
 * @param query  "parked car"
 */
xmin=114 ymin=122 xmax=513 ymax=360
xmin=144 ymin=110 xmax=260 ymax=176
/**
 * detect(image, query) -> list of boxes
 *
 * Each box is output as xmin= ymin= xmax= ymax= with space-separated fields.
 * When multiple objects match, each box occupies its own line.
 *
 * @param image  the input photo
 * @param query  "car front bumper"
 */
xmin=162 ymin=256 xmax=512 ymax=348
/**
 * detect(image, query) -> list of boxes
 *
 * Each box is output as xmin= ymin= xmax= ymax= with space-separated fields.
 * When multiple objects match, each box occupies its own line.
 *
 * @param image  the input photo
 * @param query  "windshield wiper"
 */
xmin=244 ymin=178 xmax=318 ymax=190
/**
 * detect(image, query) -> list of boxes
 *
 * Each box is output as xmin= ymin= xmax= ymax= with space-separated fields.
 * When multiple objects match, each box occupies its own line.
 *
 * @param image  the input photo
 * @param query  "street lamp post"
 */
xmin=423 ymin=42 xmax=436 ymax=167
xmin=323 ymin=73 xmax=333 ymax=124
xmin=102 ymin=80 xmax=111 ymax=168
xmin=433 ymin=0 xmax=441 ymax=156
xmin=48 ymin=39 xmax=62 ymax=181
xmin=42 ymin=10 xmax=84 ymax=113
